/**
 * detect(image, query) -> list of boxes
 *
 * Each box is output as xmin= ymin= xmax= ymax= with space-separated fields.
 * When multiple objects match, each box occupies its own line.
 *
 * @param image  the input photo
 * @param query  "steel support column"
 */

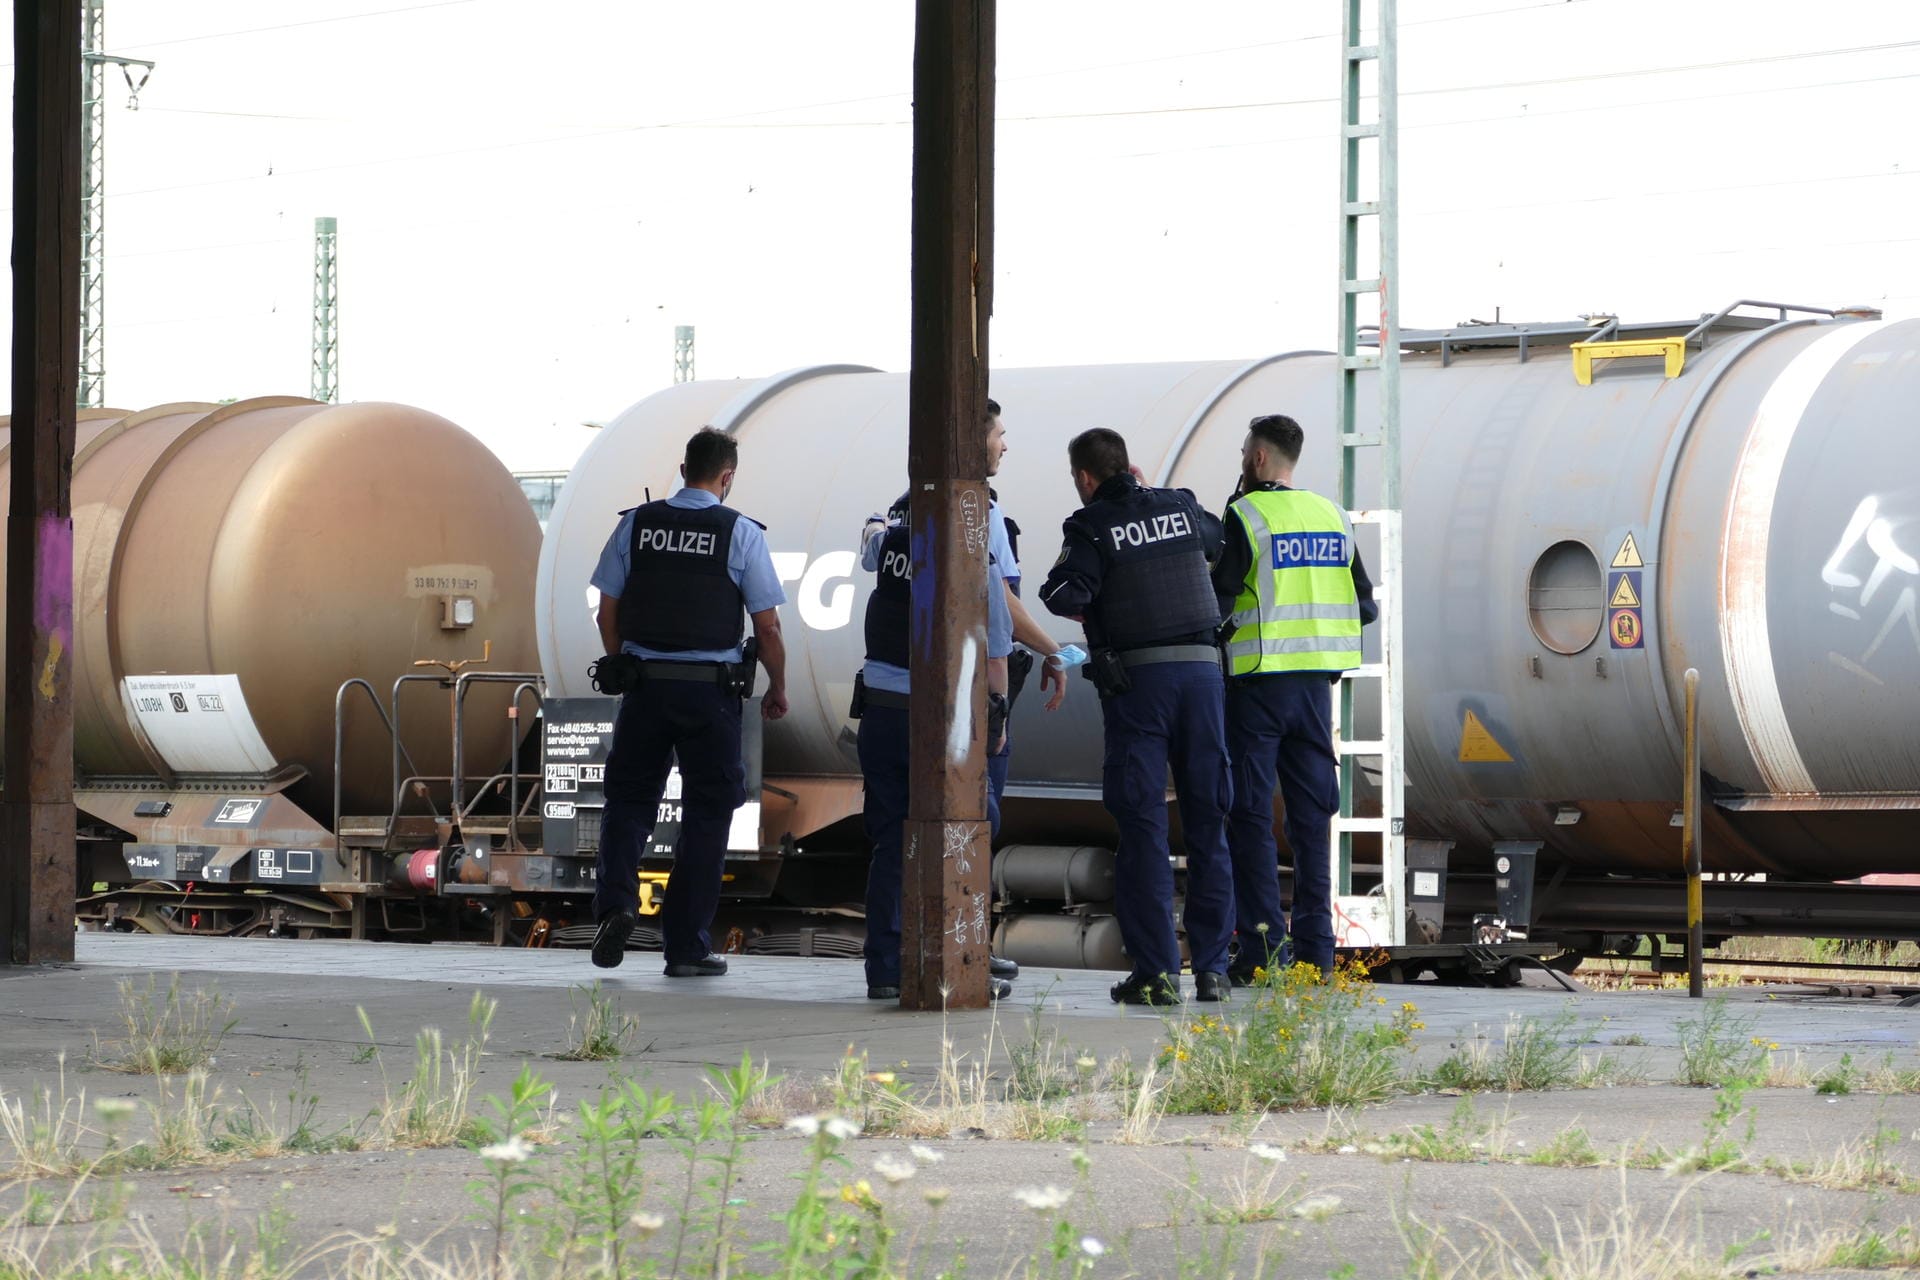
xmin=901 ymin=0 xmax=994 ymax=1011
xmin=4 ymin=0 xmax=82 ymax=965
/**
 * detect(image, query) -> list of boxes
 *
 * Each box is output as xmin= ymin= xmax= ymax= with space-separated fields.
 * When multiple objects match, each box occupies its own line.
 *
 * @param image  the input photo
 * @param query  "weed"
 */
xmin=0 ymin=1055 xmax=90 ymax=1178
xmin=1428 ymin=1011 xmax=1586 ymax=1092
xmin=1386 ymin=1096 xmax=1498 ymax=1162
xmin=1672 ymin=999 xmax=1769 ymax=1086
xmin=93 ymin=975 xmax=236 ymax=1075
xmin=1575 ymin=1052 xmax=1649 ymax=1088
xmin=1525 ymin=1126 xmax=1604 ymax=1168
xmin=552 ymin=982 xmax=640 ymax=1063
xmin=358 ymin=990 xmax=496 ymax=1148
xmin=1815 ymin=1051 xmax=1857 ymax=1095
xmin=1160 ymin=960 xmax=1419 ymax=1113
xmin=1607 ymin=1032 xmax=1648 ymax=1047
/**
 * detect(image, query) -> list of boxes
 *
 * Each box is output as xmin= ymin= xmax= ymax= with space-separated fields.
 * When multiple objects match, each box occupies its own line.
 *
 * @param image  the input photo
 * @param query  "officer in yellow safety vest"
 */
xmin=1209 ymin=414 xmax=1377 ymax=982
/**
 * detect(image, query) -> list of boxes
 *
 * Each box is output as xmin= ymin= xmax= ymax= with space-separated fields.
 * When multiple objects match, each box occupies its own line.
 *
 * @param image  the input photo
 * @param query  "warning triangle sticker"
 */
xmin=1611 ymin=532 xmax=1644 ymax=569
xmin=1458 ymin=710 xmax=1515 ymax=764
xmin=1609 ymin=574 xmax=1641 ymax=608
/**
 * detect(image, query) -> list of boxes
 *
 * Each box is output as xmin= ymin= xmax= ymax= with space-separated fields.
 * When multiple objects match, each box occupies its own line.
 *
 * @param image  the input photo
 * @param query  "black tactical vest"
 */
xmin=863 ymin=518 xmax=913 ymax=668
xmin=1068 ymin=478 xmax=1220 ymax=651
xmin=616 ymin=499 xmax=746 ymax=654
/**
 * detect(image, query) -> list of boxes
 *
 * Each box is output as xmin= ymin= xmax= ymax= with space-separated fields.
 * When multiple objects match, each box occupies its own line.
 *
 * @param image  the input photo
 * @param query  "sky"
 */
xmin=5 ymin=0 xmax=1917 ymax=471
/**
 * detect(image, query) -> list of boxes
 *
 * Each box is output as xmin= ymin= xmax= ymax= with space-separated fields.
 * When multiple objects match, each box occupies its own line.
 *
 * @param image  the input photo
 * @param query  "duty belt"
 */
xmin=1118 ymin=644 xmax=1221 ymax=668
xmin=864 ymin=686 xmax=911 ymax=711
xmin=640 ymin=660 xmax=729 ymax=682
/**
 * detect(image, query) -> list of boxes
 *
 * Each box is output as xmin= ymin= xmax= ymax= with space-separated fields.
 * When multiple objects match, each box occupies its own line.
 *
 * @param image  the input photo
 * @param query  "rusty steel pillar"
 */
xmin=4 ymin=0 xmax=82 ymax=965
xmin=901 ymin=0 xmax=995 ymax=1011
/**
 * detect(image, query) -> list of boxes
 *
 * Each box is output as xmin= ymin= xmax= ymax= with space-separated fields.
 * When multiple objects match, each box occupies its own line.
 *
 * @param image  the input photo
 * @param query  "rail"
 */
xmin=1683 ymin=299 xmax=1843 ymax=351
xmin=332 ymin=677 xmax=439 ymax=842
xmin=448 ymin=673 xmax=545 ymax=850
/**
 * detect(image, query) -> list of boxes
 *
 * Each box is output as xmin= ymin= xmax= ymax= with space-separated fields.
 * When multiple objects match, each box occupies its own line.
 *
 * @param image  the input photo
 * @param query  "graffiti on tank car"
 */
xmin=1822 ymin=494 xmax=1920 ymax=680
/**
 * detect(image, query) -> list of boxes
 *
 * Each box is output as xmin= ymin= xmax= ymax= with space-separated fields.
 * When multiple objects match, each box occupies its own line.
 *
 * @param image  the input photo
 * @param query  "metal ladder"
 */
xmin=1330 ymin=0 xmax=1406 ymax=952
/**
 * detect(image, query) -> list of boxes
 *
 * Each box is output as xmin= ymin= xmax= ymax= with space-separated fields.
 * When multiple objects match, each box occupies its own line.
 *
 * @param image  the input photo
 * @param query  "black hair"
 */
xmin=1068 ymin=428 xmax=1130 ymax=484
xmin=683 ymin=427 xmax=738 ymax=484
xmin=1247 ymin=414 xmax=1304 ymax=465
xmin=986 ymin=397 xmax=1002 ymax=419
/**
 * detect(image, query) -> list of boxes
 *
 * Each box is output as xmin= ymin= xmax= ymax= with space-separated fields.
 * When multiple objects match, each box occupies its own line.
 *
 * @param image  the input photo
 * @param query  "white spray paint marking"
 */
xmin=1721 ymin=320 xmax=1884 ymax=793
xmin=947 ymin=635 xmax=979 ymax=764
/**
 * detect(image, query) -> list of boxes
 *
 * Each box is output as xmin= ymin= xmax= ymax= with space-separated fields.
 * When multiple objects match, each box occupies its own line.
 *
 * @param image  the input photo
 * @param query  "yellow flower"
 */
xmin=868 ymin=1071 xmax=897 ymax=1085
xmin=1175 ymin=1049 xmax=1189 ymax=1062
xmin=1252 ymin=966 xmax=1267 ymax=983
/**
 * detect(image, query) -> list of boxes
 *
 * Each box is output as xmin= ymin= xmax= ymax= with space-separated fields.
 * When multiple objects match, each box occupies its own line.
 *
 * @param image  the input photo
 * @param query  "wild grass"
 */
xmin=1673 ymin=1000 xmax=1770 ymax=1087
xmin=551 ymin=984 xmax=641 ymax=1064
xmin=1427 ymin=1011 xmax=1587 ymax=1093
xmin=90 ymin=977 xmax=235 ymax=1076
xmin=357 ymin=990 xmax=496 ymax=1148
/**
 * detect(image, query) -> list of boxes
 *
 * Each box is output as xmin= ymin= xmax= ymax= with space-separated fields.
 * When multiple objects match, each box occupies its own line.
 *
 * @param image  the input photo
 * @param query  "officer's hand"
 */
xmin=1040 ymin=657 xmax=1068 ymax=711
xmin=1127 ymin=464 xmax=1145 ymax=482
xmin=762 ymin=688 xmax=789 ymax=721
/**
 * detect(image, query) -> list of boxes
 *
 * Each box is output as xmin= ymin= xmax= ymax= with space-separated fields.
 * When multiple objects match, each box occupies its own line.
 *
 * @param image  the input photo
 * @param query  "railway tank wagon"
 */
xmin=538 ymin=304 xmax=1920 ymax=955
xmin=43 ymin=397 xmax=544 ymax=938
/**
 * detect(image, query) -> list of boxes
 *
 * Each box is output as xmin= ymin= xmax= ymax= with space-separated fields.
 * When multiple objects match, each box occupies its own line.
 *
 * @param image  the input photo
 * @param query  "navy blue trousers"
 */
xmin=595 ymin=676 xmax=745 ymax=965
xmin=1100 ymin=661 xmax=1235 ymax=978
xmin=857 ymin=704 xmax=911 ymax=987
xmin=1225 ymin=673 xmax=1338 ymax=973
xmin=987 ymin=731 xmax=1010 ymax=842
xmin=863 ymin=706 xmax=1005 ymax=987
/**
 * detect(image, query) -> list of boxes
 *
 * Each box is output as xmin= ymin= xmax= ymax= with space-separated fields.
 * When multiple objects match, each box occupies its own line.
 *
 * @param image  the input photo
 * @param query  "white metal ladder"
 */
xmin=1329 ymin=0 xmax=1406 ymax=952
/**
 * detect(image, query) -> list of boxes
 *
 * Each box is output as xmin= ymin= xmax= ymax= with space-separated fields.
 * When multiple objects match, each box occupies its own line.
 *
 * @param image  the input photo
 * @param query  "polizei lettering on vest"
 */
xmin=1108 ymin=511 xmax=1193 ymax=548
xmin=1270 ymin=533 xmax=1349 ymax=569
xmin=881 ymin=548 xmax=913 ymax=581
xmin=636 ymin=527 xmax=719 ymax=556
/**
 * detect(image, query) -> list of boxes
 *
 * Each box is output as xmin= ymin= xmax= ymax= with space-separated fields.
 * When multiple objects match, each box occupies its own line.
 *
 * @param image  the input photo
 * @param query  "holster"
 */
xmin=726 ymin=636 xmax=761 ymax=699
xmin=1005 ymin=647 xmax=1035 ymax=712
xmin=848 ymin=670 xmax=869 ymax=721
xmin=988 ymin=691 xmax=1010 ymax=748
xmin=588 ymin=652 xmax=642 ymax=697
xmin=1086 ymin=648 xmax=1132 ymax=698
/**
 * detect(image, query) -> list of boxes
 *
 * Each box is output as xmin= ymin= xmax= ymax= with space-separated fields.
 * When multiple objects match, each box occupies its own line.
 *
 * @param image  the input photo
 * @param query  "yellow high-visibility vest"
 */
xmin=1225 ymin=488 xmax=1363 ymax=676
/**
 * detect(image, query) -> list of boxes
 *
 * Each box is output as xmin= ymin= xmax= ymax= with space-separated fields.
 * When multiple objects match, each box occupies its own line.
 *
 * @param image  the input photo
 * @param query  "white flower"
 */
xmin=92 ymin=1098 xmax=137 ymax=1119
xmin=909 ymin=1144 xmax=946 ymax=1165
xmin=1291 ymin=1194 xmax=1343 ymax=1221
xmin=873 ymin=1153 xmax=917 ymax=1184
xmin=629 ymin=1211 xmax=665 ymax=1237
xmin=924 ymin=1186 xmax=951 ymax=1207
xmin=1075 ymin=1055 xmax=1098 ymax=1071
xmin=478 ymin=1135 xmax=532 ymax=1164
xmin=786 ymin=1115 xmax=822 ymax=1137
xmin=1249 ymin=1143 xmax=1287 ymax=1163
xmin=824 ymin=1116 xmax=861 ymax=1141
xmin=1013 ymin=1185 xmax=1072 ymax=1213
xmin=1081 ymin=1237 xmax=1106 ymax=1258
xmin=1335 ymin=1144 xmax=1358 ymax=1155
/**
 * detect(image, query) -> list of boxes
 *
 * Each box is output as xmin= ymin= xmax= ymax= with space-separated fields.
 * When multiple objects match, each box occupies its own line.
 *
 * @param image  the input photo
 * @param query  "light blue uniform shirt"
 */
xmin=591 ymin=487 xmax=786 ymax=664
xmin=859 ymin=506 xmax=1014 ymax=693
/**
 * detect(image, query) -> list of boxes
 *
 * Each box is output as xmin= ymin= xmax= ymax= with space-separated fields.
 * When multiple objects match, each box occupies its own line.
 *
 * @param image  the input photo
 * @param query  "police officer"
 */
xmin=1039 ymin=428 xmax=1236 ymax=1005
xmin=588 ymin=427 xmax=789 ymax=974
xmin=852 ymin=486 xmax=1018 ymax=1001
xmin=984 ymin=398 xmax=1071 ymax=844
xmin=1210 ymin=414 xmax=1376 ymax=982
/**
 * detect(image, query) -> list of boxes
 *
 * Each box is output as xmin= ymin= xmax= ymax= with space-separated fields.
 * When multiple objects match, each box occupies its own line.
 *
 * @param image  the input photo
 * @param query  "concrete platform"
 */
xmin=3 ymin=934 xmax=1919 ymax=1277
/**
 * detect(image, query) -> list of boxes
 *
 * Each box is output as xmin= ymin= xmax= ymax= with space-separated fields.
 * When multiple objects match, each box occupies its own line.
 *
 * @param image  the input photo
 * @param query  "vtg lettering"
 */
xmin=1108 ymin=511 xmax=1192 ymax=548
xmin=636 ymin=526 xmax=717 ymax=556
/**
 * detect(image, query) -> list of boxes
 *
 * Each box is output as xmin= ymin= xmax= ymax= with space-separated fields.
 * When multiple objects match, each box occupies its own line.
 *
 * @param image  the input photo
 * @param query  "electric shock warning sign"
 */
xmin=1606 ymin=531 xmax=1646 ymax=650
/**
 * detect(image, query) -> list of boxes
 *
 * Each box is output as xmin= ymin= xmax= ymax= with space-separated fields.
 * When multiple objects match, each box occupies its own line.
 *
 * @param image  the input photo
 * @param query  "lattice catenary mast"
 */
xmin=673 ymin=325 xmax=695 ymax=384
xmin=80 ymin=0 xmax=154 ymax=409
xmin=310 ymin=217 xmax=339 ymax=403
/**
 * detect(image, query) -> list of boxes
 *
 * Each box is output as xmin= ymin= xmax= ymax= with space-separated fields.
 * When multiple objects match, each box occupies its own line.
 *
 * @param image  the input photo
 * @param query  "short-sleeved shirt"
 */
xmin=989 ymin=501 xmax=1020 ymax=589
xmin=859 ymin=505 xmax=1015 ymax=692
xmin=591 ymin=487 xmax=786 ymax=664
